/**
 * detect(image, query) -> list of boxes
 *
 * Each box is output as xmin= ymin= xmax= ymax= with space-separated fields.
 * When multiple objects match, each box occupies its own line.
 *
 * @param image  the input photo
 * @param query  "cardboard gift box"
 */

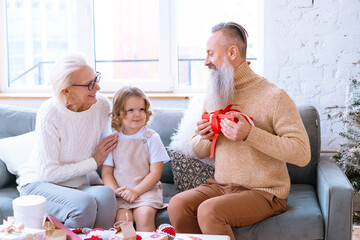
xmin=113 ymin=219 xmax=137 ymax=240
xmin=44 ymin=215 xmax=81 ymax=240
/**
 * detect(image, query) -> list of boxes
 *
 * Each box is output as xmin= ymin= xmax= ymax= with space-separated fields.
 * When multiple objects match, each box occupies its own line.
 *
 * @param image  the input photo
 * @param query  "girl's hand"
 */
xmin=114 ymin=186 xmax=126 ymax=198
xmin=120 ymin=189 xmax=140 ymax=203
xmin=93 ymin=134 xmax=118 ymax=167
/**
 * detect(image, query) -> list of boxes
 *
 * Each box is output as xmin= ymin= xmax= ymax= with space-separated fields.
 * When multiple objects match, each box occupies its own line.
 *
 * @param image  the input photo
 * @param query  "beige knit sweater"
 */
xmin=191 ymin=61 xmax=311 ymax=199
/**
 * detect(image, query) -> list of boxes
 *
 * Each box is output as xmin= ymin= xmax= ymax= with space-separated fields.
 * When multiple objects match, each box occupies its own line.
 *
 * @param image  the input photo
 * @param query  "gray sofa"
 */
xmin=0 ymin=103 xmax=354 ymax=240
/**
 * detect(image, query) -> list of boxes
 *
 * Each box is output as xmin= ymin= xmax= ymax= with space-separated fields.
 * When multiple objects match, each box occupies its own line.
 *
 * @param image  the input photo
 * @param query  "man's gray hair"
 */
xmin=212 ymin=22 xmax=248 ymax=59
xmin=51 ymin=52 xmax=90 ymax=104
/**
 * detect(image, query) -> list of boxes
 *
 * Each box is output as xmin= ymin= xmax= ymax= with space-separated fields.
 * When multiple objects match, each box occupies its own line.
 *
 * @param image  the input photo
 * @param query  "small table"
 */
xmin=78 ymin=231 xmax=230 ymax=240
xmin=138 ymin=231 xmax=230 ymax=240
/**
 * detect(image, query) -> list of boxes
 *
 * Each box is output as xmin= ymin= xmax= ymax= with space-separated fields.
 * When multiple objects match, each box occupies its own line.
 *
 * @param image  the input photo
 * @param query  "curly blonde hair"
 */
xmin=110 ymin=86 xmax=153 ymax=132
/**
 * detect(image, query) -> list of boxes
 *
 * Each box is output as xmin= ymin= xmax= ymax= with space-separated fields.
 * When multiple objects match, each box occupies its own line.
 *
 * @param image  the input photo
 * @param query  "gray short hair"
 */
xmin=51 ymin=52 xmax=90 ymax=104
xmin=212 ymin=22 xmax=248 ymax=59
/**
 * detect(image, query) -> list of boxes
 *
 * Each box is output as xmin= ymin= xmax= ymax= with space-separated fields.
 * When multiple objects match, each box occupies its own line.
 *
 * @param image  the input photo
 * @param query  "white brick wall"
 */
xmin=263 ymin=0 xmax=360 ymax=151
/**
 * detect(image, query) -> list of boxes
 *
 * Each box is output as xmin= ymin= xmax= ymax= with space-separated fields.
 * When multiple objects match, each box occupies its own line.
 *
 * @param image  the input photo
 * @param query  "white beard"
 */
xmin=204 ymin=59 xmax=235 ymax=112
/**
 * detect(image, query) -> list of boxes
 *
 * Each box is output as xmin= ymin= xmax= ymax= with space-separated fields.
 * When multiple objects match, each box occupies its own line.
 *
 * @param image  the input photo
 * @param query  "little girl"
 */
xmin=102 ymin=86 xmax=169 ymax=231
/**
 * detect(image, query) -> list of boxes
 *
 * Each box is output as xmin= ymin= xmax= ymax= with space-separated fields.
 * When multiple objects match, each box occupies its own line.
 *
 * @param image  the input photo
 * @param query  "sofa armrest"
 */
xmin=317 ymin=154 xmax=353 ymax=240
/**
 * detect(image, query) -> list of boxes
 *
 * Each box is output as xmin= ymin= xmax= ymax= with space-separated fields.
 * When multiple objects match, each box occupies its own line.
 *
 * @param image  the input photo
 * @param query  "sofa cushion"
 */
xmin=160 ymin=161 xmax=174 ymax=184
xmin=0 ymin=131 xmax=35 ymax=177
xmin=231 ymin=184 xmax=324 ymax=240
xmin=0 ymin=183 xmax=19 ymax=221
xmin=287 ymin=106 xmax=321 ymax=186
xmin=156 ymin=182 xmax=177 ymax=227
xmin=150 ymin=108 xmax=185 ymax=185
xmin=0 ymin=104 xmax=37 ymax=139
xmin=149 ymin=108 xmax=185 ymax=148
xmin=170 ymin=151 xmax=214 ymax=192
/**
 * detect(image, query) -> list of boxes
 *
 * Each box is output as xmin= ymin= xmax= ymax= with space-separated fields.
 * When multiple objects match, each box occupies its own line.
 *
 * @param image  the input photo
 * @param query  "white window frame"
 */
xmin=0 ymin=0 xmax=263 ymax=94
xmin=0 ymin=0 xmax=95 ymax=93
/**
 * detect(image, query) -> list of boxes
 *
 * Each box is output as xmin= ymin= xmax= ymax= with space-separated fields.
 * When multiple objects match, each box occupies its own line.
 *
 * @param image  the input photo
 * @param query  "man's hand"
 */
xmin=195 ymin=119 xmax=214 ymax=140
xmin=220 ymin=112 xmax=251 ymax=141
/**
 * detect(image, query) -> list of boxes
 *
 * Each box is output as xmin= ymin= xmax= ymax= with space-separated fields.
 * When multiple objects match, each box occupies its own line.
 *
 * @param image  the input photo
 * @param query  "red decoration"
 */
xmin=84 ymin=236 xmax=102 ymax=240
xmin=72 ymin=228 xmax=83 ymax=233
xmin=84 ymin=228 xmax=107 ymax=240
xmin=201 ymin=104 xmax=254 ymax=158
xmin=156 ymin=224 xmax=176 ymax=239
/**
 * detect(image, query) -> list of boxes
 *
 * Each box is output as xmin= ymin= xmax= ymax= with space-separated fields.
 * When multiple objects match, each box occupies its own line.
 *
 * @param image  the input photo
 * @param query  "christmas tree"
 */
xmin=333 ymin=76 xmax=360 ymax=192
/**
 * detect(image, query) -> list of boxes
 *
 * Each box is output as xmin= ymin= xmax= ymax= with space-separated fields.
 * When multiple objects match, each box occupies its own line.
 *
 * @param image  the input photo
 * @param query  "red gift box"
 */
xmin=202 ymin=113 xmax=238 ymax=134
xmin=200 ymin=105 xmax=254 ymax=158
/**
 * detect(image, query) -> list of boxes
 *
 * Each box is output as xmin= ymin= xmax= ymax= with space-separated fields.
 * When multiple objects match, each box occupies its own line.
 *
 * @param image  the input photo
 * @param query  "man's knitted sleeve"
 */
xmin=191 ymin=134 xmax=212 ymax=159
xmin=245 ymin=90 xmax=311 ymax=167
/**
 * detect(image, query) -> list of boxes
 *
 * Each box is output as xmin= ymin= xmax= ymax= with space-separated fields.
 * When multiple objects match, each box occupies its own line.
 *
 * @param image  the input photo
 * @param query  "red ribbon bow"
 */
xmin=202 ymin=104 xmax=254 ymax=158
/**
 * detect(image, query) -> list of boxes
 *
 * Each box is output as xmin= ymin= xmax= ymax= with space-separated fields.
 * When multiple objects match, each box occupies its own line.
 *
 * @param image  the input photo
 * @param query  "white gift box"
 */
xmin=12 ymin=195 xmax=46 ymax=229
xmin=0 ymin=226 xmax=46 ymax=240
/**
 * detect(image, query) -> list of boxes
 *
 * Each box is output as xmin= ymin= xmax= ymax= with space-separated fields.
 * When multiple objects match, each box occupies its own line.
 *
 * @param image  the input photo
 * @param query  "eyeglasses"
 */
xmin=72 ymin=72 xmax=101 ymax=91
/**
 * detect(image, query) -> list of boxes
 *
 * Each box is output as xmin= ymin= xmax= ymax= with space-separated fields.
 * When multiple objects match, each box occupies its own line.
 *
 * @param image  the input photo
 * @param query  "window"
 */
xmin=0 ymin=0 xmax=93 ymax=93
xmin=176 ymin=0 xmax=261 ymax=91
xmin=93 ymin=0 xmax=172 ymax=92
xmin=0 ymin=0 xmax=262 ymax=93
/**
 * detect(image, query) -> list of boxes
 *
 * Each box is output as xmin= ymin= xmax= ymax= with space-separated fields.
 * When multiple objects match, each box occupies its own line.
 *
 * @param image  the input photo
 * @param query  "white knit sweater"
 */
xmin=18 ymin=93 xmax=112 ymax=189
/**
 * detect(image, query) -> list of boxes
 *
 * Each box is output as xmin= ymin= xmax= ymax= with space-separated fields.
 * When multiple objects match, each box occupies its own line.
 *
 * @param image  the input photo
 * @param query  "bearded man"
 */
xmin=168 ymin=22 xmax=311 ymax=240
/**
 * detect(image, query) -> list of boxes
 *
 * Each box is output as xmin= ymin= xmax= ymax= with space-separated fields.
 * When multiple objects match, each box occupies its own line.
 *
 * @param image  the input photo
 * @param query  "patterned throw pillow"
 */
xmin=170 ymin=151 xmax=215 ymax=192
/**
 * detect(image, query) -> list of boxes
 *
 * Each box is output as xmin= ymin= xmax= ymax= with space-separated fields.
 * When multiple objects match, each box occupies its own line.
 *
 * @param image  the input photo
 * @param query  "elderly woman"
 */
xmin=17 ymin=52 xmax=117 ymax=229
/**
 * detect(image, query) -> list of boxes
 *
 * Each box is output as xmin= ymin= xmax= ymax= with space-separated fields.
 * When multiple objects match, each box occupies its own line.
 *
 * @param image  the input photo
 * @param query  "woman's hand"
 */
xmin=93 ymin=134 xmax=118 ymax=167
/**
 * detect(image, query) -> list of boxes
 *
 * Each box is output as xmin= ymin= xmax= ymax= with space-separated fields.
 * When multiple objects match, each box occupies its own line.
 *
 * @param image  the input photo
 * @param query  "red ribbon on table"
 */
xmin=202 ymin=104 xmax=254 ymax=158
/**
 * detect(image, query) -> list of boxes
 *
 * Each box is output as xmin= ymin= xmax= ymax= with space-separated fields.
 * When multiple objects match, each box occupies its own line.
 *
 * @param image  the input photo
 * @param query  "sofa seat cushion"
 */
xmin=0 ymin=183 xmax=19 ymax=221
xmin=232 ymin=184 xmax=324 ymax=240
xmin=0 ymin=160 xmax=15 ymax=189
xmin=156 ymin=182 xmax=177 ymax=227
